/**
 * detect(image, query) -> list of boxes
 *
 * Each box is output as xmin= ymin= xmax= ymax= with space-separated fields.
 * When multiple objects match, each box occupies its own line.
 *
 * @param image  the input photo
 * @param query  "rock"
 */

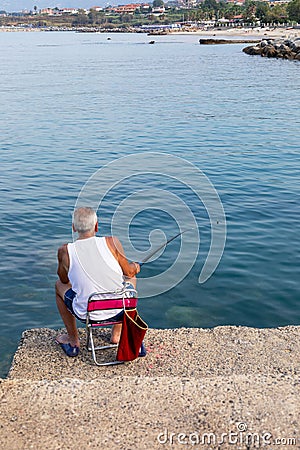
xmin=280 ymin=44 xmax=291 ymax=52
xmin=288 ymin=52 xmax=297 ymax=59
xmin=242 ymin=36 xmax=300 ymax=60
xmin=283 ymin=39 xmax=293 ymax=47
xmin=261 ymin=45 xmax=277 ymax=58
xmin=291 ymin=41 xmax=300 ymax=51
xmin=243 ymin=45 xmax=261 ymax=55
xmin=200 ymin=38 xmax=261 ymax=45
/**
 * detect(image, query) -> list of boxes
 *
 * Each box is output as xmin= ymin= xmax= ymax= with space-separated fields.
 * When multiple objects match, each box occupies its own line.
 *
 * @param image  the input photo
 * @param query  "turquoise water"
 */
xmin=0 ymin=32 xmax=299 ymax=377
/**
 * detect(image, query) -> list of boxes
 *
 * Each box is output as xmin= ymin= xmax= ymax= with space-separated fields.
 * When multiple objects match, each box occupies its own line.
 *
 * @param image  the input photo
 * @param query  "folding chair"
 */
xmin=86 ymin=287 xmax=138 ymax=366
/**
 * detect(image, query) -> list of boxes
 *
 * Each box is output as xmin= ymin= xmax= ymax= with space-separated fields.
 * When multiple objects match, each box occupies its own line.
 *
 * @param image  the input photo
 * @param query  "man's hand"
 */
xmin=132 ymin=262 xmax=141 ymax=274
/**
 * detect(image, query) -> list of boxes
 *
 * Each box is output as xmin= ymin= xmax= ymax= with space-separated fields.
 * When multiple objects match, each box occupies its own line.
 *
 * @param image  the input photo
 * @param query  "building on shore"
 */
xmin=110 ymin=3 xmax=151 ymax=14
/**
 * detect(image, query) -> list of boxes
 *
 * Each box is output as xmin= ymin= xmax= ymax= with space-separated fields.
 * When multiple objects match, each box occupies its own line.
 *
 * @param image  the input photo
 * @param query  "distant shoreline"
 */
xmin=0 ymin=26 xmax=299 ymax=39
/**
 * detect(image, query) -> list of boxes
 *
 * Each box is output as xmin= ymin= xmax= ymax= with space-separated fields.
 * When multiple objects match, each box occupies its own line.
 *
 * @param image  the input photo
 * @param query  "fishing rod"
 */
xmin=138 ymin=228 xmax=195 ymax=267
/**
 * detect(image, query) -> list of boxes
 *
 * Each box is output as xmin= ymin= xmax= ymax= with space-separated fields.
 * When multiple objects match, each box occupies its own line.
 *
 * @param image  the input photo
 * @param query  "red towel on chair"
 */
xmin=117 ymin=309 xmax=148 ymax=361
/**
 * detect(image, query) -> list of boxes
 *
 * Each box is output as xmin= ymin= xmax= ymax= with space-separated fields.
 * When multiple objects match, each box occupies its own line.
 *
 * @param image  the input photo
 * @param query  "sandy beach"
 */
xmin=175 ymin=27 xmax=300 ymax=39
xmin=0 ymin=325 xmax=299 ymax=449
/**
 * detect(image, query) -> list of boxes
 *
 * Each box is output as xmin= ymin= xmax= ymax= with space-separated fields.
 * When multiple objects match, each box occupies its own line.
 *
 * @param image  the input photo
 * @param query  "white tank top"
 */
xmin=67 ymin=236 xmax=124 ymax=319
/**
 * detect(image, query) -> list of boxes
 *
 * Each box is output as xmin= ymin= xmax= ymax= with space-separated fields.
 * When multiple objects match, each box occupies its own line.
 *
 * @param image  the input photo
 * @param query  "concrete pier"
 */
xmin=1 ymin=326 xmax=299 ymax=449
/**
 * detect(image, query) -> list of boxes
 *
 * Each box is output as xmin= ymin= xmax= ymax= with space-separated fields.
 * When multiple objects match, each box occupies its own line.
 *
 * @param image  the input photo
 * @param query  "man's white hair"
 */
xmin=73 ymin=207 xmax=97 ymax=233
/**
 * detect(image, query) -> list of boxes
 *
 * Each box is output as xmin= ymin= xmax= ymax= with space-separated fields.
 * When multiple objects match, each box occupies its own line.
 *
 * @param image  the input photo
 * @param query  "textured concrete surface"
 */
xmin=1 ymin=326 xmax=299 ymax=449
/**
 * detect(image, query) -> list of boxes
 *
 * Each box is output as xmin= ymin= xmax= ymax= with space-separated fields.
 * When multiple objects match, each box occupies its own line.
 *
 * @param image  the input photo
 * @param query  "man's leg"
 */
xmin=111 ymin=323 xmax=122 ymax=344
xmin=55 ymin=280 xmax=80 ymax=348
xmin=110 ymin=276 xmax=137 ymax=344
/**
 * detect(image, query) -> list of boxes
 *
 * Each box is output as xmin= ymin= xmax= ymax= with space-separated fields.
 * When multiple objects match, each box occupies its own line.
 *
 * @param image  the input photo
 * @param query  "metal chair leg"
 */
xmin=87 ymin=326 xmax=124 ymax=366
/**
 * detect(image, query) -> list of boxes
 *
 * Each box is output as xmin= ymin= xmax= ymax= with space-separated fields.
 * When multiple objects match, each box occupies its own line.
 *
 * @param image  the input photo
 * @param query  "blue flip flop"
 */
xmin=56 ymin=341 xmax=79 ymax=357
xmin=138 ymin=342 xmax=147 ymax=357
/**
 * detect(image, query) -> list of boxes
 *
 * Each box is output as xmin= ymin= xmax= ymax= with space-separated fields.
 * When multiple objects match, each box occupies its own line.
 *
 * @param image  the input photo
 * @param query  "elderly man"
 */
xmin=55 ymin=207 xmax=140 ymax=357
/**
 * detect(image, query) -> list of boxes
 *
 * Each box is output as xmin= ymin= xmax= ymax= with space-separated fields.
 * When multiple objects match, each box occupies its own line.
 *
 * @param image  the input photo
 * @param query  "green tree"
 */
xmin=153 ymin=0 xmax=164 ymax=7
xmin=223 ymin=4 xmax=243 ymax=20
xmin=72 ymin=9 xmax=88 ymax=25
xmin=88 ymin=9 xmax=98 ymax=24
xmin=267 ymin=3 xmax=287 ymax=23
xmin=255 ymin=1 xmax=269 ymax=22
xmin=243 ymin=0 xmax=257 ymax=22
xmin=287 ymin=0 xmax=300 ymax=22
xmin=203 ymin=0 xmax=218 ymax=10
xmin=121 ymin=13 xmax=132 ymax=23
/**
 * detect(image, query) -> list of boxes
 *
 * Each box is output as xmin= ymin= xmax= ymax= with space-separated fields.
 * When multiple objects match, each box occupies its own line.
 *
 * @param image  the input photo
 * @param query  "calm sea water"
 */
xmin=0 ymin=31 xmax=299 ymax=377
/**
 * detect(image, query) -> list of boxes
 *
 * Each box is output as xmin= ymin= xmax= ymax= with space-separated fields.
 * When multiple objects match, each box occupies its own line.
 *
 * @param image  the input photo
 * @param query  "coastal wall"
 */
xmin=0 ymin=326 xmax=299 ymax=449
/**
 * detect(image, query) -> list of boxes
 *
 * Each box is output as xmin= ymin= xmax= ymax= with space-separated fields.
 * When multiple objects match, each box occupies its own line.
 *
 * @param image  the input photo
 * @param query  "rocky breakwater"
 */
xmin=243 ymin=37 xmax=300 ymax=60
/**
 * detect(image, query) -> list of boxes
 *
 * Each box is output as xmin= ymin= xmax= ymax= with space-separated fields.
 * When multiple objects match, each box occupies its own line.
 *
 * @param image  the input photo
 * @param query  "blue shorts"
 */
xmin=64 ymin=288 xmax=85 ymax=322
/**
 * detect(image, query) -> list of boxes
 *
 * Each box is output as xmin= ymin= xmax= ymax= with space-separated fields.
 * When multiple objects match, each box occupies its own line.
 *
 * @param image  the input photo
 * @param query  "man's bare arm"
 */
xmin=57 ymin=244 xmax=70 ymax=284
xmin=106 ymin=236 xmax=140 ymax=278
